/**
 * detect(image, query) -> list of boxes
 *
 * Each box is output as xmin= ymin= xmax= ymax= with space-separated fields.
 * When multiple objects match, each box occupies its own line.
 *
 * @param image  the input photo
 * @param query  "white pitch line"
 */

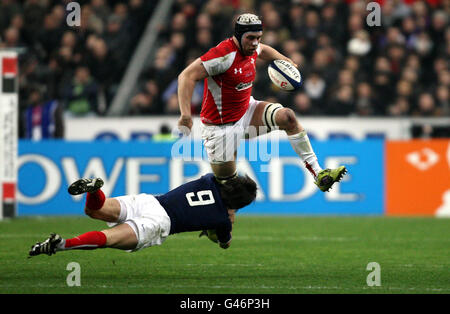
xmin=185 ymin=263 xmax=264 ymax=267
xmin=0 ymin=284 xmax=448 ymax=292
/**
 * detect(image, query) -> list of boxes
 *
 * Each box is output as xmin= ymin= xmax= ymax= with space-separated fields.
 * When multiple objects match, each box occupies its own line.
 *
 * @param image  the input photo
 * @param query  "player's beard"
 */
xmin=243 ymin=46 xmax=257 ymax=56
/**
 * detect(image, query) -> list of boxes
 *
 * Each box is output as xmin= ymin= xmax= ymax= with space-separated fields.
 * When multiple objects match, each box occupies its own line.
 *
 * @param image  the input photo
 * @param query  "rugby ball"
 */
xmin=267 ymin=60 xmax=302 ymax=91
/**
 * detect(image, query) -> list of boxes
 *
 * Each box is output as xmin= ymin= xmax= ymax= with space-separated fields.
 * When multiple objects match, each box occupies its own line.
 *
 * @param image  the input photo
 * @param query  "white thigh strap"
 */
xmin=262 ymin=103 xmax=283 ymax=131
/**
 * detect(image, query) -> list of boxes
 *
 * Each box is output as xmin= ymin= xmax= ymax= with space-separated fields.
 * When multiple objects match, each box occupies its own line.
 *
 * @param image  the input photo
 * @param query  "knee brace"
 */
xmin=262 ymin=103 xmax=283 ymax=131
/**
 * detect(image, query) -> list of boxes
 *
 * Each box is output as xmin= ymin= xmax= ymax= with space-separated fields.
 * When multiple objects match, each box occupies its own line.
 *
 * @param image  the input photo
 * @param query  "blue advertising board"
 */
xmin=18 ymin=139 xmax=384 ymax=215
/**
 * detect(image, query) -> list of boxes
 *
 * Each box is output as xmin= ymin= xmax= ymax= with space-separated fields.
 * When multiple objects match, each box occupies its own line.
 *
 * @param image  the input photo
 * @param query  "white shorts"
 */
xmin=108 ymin=194 xmax=171 ymax=252
xmin=201 ymin=96 xmax=260 ymax=164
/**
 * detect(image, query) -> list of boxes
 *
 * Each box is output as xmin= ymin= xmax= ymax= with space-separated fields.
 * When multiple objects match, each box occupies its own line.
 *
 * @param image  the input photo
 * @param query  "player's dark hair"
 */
xmin=218 ymin=175 xmax=257 ymax=210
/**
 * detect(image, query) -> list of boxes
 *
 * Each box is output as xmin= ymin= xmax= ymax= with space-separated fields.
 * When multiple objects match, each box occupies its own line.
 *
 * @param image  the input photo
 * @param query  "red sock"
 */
xmin=86 ymin=189 xmax=105 ymax=210
xmin=64 ymin=231 xmax=107 ymax=250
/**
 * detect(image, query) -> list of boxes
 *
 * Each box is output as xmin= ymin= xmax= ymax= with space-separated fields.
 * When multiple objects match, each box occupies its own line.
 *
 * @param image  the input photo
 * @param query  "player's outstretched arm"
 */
xmin=177 ymin=58 xmax=209 ymax=134
xmin=199 ymin=210 xmax=235 ymax=248
xmin=259 ymin=44 xmax=297 ymax=67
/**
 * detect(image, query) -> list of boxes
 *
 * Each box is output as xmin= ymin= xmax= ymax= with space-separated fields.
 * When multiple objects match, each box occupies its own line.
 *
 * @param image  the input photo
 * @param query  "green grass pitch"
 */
xmin=0 ymin=215 xmax=449 ymax=294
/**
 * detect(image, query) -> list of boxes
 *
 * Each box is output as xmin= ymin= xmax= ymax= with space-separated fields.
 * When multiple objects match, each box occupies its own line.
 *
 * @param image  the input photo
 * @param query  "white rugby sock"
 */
xmin=288 ymin=131 xmax=322 ymax=179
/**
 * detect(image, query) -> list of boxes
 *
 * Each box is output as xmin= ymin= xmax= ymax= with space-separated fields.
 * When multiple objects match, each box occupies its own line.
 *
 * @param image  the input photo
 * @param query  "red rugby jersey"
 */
xmin=200 ymin=38 xmax=260 ymax=124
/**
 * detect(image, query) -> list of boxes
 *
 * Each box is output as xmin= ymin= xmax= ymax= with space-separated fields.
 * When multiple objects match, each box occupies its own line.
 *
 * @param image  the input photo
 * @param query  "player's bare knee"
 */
xmin=84 ymin=206 xmax=98 ymax=219
xmin=84 ymin=206 xmax=93 ymax=217
xmin=276 ymin=108 xmax=298 ymax=132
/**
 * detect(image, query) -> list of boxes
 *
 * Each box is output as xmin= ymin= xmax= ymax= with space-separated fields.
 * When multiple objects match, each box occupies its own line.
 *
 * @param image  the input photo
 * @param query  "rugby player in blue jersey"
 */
xmin=29 ymin=174 xmax=257 ymax=257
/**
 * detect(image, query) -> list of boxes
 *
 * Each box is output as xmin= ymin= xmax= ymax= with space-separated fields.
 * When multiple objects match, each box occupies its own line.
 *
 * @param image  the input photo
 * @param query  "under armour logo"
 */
xmin=406 ymin=148 xmax=439 ymax=171
xmin=234 ymin=68 xmax=242 ymax=74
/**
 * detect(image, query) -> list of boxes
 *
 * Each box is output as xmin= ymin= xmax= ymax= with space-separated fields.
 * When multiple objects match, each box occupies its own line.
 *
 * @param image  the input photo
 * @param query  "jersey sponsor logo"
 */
xmin=235 ymin=82 xmax=252 ymax=91
xmin=234 ymin=68 xmax=242 ymax=74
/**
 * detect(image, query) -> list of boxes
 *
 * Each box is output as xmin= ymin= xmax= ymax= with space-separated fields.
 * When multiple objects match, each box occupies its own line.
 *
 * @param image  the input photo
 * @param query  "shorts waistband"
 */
xmin=203 ymin=121 xmax=238 ymax=127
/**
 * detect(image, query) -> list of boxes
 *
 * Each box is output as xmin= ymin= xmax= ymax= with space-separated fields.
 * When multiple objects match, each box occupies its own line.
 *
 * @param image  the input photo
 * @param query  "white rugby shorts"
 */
xmin=108 ymin=194 xmax=171 ymax=252
xmin=201 ymin=96 xmax=260 ymax=164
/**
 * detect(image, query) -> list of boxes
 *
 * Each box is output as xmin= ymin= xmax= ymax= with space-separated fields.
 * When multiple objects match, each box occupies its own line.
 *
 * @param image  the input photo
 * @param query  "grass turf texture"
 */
xmin=0 ymin=216 xmax=449 ymax=294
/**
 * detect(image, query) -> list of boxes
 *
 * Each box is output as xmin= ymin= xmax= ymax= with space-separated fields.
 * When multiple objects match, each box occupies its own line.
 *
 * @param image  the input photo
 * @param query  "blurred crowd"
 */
xmin=137 ymin=0 xmax=449 ymax=118
xmin=0 ymin=0 xmax=156 ymax=137
xmin=0 ymin=0 xmax=448 ymax=138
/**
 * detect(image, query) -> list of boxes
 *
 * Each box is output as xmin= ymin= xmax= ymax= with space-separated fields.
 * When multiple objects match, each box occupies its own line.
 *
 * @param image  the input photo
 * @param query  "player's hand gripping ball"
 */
xmin=199 ymin=229 xmax=218 ymax=243
xmin=268 ymin=59 xmax=302 ymax=91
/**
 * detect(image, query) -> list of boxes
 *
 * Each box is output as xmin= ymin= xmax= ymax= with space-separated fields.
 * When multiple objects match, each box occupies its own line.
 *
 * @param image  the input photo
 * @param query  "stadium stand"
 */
xmin=0 ymin=0 xmax=157 ymax=136
xmin=0 ymin=0 xmax=448 ymax=137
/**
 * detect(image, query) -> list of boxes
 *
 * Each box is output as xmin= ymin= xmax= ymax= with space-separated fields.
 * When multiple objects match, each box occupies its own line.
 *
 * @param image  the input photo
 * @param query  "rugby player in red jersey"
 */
xmin=177 ymin=13 xmax=346 ymax=191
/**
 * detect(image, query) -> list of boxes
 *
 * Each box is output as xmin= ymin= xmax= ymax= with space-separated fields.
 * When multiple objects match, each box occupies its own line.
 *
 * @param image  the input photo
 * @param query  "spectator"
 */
xmin=355 ymin=82 xmax=377 ymax=116
xmin=287 ymin=3 xmax=304 ymax=39
xmin=388 ymin=97 xmax=411 ymax=117
xmin=292 ymin=92 xmax=322 ymax=116
xmin=85 ymin=37 xmax=119 ymax=107
xmin=320 ymin=4 xmax=344 ymax=46
xmin=310 ymin=48 xmax=337 ymax=86
xmin=103 ymin=14 xmax=130 ymax=64
xmin=128 ymin=79 xmax=161 ymax=115
xmin=413 ymin=92 xmax=441 ymax=117
xmin=196 ymin=12 xmax=213 ymax=32
xmin=62 ymin=66 xmax=99 ymax=117
xmin=127 ymin=0 xmax=156 ymax=48
xmin=153 ymin=124 xmax=177 ymax=142
xmin=21 ymin=85 xmax=64 ymax=140
xmin=91 ymin=0 xmax=111 ymax=24
xmin=401 ymin=67 xmax=419 ymax=86
xmin=300 ymin=10 xmax=321 ymax=44
xmin=373 ymin=69 xmax=394 ymax=108
xmin=60 ymin=30 xmax=82 ymax=64
xmin=38 ymin=13 xmax=64 ymax=59
xmin=327 ymin=85 xmax=355 ymax=116
xmin=128 ymin=93 xmax=156 ymax=115
xmin=303 ymin=72 xmax=326 ymax=106
xmin=165 ymin=94 xmax=181 ymax=115
xmin=196 ymin=28 xmax=213 ymax=54
xmin=0 ymin=1 xmax=22 ymax=32
xmin=347 ymin=30 xmax=371 ymax=57
xmin=412 ymin=31 xmax=434 ymax=59
xmin=437 ymin=70 xmax=450 ymax=87
xmin=396 ymin=79 xmax=415 ymax=104
xmin=1 ymin=27 xmax=23 ymax=49
xmin=169 ymin=32 xmax=188 ymax=73
xmin=435 ymin=85 xmax=449 ymax=116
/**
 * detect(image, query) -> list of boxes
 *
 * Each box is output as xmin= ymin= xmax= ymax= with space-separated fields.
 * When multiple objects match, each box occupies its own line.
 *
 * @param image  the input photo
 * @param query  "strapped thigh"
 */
xmin=262 ymin=103 xmax=283 ymax=131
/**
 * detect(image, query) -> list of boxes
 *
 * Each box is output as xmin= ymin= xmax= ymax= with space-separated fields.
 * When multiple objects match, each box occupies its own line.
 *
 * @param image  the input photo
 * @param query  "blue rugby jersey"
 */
xmin=155 ymin=174 xmax=232 ymax=244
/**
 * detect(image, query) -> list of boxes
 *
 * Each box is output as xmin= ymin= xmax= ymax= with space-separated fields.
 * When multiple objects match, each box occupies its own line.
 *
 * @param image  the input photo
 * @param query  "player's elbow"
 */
xmin=179 ymin=59 xmax=207 ymax=83
xmin=177 ymin=70 xmax=188 ymax=84
xmin=178 ymin=69 xmax=196 ymax=88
